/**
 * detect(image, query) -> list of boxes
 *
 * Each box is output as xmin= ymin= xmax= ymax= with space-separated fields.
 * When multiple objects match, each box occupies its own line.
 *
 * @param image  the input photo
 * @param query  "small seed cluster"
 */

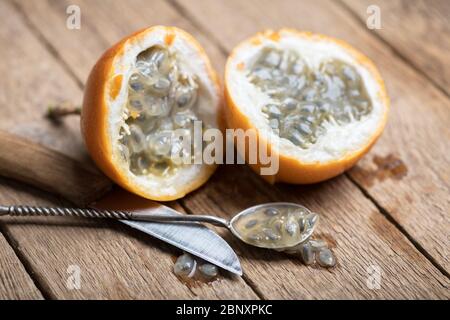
xmin=118 ymin=46 xmax=202 ymax=176
xmin=280 ymin=238 xmax=336 ymax=268
xmin=173 ymin=252 xmax=219 ymax=280
xmin=248 ymin=47 xmax=373 ymax=149
xmin=232 ymin=205 xmax=318 ymax=249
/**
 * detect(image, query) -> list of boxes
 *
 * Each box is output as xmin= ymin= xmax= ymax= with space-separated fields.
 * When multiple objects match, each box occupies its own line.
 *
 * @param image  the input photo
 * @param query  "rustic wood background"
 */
xmin=0 ymin=0 xmax=449 ymax=299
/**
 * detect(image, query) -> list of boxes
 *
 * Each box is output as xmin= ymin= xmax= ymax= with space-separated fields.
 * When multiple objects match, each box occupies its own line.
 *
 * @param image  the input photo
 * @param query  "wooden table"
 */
xmin=0 ymin=0 xmax=449 ymax=299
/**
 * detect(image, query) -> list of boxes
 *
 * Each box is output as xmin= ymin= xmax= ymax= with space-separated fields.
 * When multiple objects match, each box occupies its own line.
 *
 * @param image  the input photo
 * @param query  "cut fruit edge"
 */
xmin=82 ymin=26 xmax=222 ymax=200
xmin=224 ymin=29 xmax=389 ymax=184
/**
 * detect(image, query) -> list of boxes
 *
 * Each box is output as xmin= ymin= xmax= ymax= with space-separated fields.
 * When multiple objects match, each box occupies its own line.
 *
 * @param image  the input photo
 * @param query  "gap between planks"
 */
xmin=165 ymin=0 xmax=450 ymax=281
xmin=0 ymin=214 xmax=53 ymax=299
xmin=10 ymin=0 xmax=84 ymax=90
xmin=336 ymin=0 xmax=450 ymax=100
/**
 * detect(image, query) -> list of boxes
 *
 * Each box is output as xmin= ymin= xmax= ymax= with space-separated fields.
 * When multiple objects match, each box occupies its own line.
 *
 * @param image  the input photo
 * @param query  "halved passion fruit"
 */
xmin=82 ymin=26 xmax=221 ymax=200
xmin=225 ymin=29 xmax=389 ymax=184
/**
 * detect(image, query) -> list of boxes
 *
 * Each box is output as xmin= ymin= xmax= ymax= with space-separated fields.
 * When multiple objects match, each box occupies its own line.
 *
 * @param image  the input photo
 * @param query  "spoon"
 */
xmin=0 ymin=202 xmax=318 ymax=250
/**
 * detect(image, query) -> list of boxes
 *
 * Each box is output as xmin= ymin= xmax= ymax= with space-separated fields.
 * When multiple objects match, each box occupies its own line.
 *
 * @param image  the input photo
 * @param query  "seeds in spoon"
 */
xmin=245 ymin=219 xmax=258 ymax=229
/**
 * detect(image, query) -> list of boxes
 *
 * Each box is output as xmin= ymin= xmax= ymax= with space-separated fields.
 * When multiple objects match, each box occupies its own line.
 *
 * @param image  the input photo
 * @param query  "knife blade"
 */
xmin=0 ymin=130 xmax=242 ymax=275
xmin=93 ymin=188 xmax=242 ymax=275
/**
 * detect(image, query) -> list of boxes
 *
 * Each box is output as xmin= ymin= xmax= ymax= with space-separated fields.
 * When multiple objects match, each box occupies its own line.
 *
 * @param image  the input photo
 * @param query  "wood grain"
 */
xmin=6 ymin=0 xmax=450 ymax=299
xmin=0 ymin=0 xmax=257 ymax=299
xmin=173 ymin=0 xmax=450 ymax=279
xmin=0 ymin=231 xmax=43 ymax=299
xmin=182 ymin=165 xmax=449 ymax=299
xmin=341 ymin=0 xmax=450 ymax=96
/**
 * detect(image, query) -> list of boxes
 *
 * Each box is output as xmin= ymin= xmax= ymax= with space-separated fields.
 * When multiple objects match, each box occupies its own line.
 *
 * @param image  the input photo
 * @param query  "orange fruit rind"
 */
xmin=82 ymin=26 xmax=221 ymax=201
xmin=225 ymin=29 xmax=389 ymax=184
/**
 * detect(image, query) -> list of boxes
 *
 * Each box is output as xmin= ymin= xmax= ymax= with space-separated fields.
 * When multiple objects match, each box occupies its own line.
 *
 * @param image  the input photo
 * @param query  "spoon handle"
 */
xmin=0 ymin=205 xmax=230 ymax=228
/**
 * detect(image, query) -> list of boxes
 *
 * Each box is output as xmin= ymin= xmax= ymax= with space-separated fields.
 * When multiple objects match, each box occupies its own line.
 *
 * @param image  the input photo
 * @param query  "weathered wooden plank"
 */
xmin=0 ymin=0 xmax=257 ymax=299
xmin=13 ymin=0 xmax=224 ymax=84
xmin=341 ymin=0 xmax=450 ymax=96
xmin=173 ymin=0 xmax=450 ymax=279
xmin=15 ymin=0 xmax=450 ymax=298
xmin=0 ymin=230 xmax=43 ymax=299
xmin=182 ymin=165 xmax=449 ymax=299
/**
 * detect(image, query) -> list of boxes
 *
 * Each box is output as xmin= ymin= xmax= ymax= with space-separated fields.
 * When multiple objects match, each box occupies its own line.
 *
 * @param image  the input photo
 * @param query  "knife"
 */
xmin=0 ymin=130 xmax=242 ymax=275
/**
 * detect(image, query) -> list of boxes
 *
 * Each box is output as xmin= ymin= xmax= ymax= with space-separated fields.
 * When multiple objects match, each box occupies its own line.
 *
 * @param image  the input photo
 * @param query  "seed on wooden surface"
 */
xmin=300 ymin=242 xmax=315 ymax=265
xmin=317 ymin=248 xmax=336 ymax=268
xmin=198 ymin=263 xmax=219 ymax=278
xmin=173 ymin=253 xmax=197 ymax=278
xmin=309 ymin=239 xmax=327 ymax=250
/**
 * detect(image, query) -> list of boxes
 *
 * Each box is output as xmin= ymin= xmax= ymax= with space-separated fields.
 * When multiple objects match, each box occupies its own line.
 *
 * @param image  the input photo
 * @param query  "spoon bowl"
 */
xmin=229 ymin=202 xmax=319 ymax=249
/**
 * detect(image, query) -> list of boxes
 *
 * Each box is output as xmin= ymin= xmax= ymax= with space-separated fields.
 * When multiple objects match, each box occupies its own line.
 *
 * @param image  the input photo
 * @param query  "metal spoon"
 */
xmin=0 ymin=202 xmax=317 ymax=250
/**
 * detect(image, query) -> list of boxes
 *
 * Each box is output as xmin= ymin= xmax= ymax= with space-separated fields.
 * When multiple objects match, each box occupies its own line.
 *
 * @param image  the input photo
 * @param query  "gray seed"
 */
xmin=248 ymin=233 xmax=263 ymax=242
xmin=298 ymin=123 xmax=313 ymax=136
xmin=264 ymin=208 xmax=279 ymax=216
xmin=298 ymin=217 xmax=305 ymax=233
xmin=263 ymin=228 xmax=281 ymax=241
xmin=136 ymin=60 xmax=154 ymax=77
xmin=269 ymin=119 xmax=279 ymax=129
xmin=309 ymin=239 xmax=327 ymax=251
xmin=129 ymin=73 xmax=145 ymax=92
xmin=284 ymin=219 xmax=298 ymax=236
xmin=300 ymin=242 xmax=315 ymax=265
xmin=281 ymin=98 xmax=298 ymax=111
xmin=317 ymin=248 xmax=336 ymax=268
xmin=264 ymin=51 xmax=281 ymax=67
xmin=174 ymin=253 xmax=197 ymax=277
xmin=198 ymin=263 xmax=219 ymax=278
xmin=130 ymin=154 xmax=150 ymax=175
xmin=150 ymin=77 xmax=171 ymax=95
xmin=245 ymin=219 xmax=258 ymax=229
xmin=299 ymin=104 xmax=316 ymax=115
xmin=305 ymin=213 xmax=319 ymax=229
xmin=128 ymin=125 xmax=146 ymax=153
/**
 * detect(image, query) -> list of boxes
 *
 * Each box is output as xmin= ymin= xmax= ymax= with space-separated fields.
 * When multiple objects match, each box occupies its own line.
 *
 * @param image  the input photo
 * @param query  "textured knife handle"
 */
xmin=0 ymin=205 xmax=132 ymax=220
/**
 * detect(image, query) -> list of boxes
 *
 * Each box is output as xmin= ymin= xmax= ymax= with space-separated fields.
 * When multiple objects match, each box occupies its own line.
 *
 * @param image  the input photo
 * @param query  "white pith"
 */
xmin=105 ymin=27 xmax=219 ymax=199
xmin=226 ymin=30 xmax=387 ymax=164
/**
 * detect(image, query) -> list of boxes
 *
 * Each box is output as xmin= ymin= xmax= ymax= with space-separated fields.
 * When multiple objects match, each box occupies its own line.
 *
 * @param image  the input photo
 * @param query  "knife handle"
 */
xmin=0 ymin=204 xmax=230 ymax=228
xmin=0 ymin=204 xmax=131 ymax=219
xmin=0 ymin=130 xmax=113 ymax=207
